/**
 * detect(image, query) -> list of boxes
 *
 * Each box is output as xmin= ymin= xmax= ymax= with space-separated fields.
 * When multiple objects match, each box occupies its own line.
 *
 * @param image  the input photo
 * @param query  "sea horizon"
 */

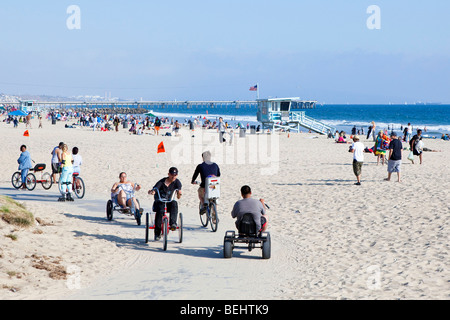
xmin=143 ymin=103 xmax=450 ymax=137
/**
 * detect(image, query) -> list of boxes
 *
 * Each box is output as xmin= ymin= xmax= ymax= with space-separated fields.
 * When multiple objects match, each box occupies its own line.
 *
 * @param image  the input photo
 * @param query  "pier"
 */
xmin=6 ymin=100 xmax=262 ymax=113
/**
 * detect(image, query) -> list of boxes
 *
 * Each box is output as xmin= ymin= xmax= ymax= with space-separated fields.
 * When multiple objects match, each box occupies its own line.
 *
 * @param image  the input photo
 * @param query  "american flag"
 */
xmin=249 ymin=85 xmax=258 ymax=91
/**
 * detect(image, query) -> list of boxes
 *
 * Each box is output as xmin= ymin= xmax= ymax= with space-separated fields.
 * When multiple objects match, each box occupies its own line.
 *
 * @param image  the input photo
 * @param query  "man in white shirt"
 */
xmin=351 ymin=136 xmax=365 ymax=185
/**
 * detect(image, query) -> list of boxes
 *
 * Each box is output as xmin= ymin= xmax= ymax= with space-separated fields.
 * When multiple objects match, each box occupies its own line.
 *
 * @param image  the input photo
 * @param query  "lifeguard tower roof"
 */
xmin=256 ymin=97 xmax=335 ymax=135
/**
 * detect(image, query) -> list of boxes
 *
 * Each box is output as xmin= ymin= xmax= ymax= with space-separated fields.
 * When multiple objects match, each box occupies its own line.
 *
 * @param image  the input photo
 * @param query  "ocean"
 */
xmin=148 ymin=104 xmax=450 ymax=137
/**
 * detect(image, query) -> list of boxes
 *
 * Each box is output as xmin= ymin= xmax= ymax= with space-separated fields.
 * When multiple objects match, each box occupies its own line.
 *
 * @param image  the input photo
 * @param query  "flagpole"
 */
xmin=257 ymin=83 xmax=260 ymax=100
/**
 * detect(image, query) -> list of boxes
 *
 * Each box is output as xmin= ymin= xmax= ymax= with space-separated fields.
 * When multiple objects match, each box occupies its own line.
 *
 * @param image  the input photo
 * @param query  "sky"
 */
xmin=1 ymin=0 xmax=450 ymax=103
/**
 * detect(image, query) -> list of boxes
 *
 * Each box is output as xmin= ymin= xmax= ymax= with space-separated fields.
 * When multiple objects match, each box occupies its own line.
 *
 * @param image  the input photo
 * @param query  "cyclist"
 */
xmin=72 ymin=147 xmax=82 ymax=175
xmin=231 ymin=185 xmax=268 ymax=233
xmin=111 ymin=172 xmax=143 ymax=215
xmin=148 ymin=167 xmax=182 ymax=240
xmin=191 ymin=151 xmax=221 ymax=214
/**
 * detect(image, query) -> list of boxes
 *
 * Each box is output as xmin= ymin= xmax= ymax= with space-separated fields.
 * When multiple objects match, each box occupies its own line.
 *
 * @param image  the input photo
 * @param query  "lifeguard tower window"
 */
xmin=280 ymin=102 xmax=290 ymax=112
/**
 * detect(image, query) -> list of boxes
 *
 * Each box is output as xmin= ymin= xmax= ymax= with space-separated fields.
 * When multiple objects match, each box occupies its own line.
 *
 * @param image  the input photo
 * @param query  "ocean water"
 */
xmin=147 ymin=104 xmax=450 ymax=136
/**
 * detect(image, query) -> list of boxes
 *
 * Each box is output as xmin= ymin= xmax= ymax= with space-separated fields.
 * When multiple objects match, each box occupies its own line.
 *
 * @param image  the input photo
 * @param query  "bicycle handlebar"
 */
xmin=151 ymin=188 xmax=180 ymax=203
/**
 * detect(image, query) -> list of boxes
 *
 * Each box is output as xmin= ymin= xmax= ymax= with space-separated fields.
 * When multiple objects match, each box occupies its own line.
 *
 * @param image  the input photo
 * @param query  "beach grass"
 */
xmin=0 ymin=196 xmax=34 ymax=228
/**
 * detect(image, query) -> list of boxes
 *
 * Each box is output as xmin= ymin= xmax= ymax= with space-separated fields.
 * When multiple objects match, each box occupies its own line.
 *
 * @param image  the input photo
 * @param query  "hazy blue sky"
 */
xmin=1 ymin=0 xmax=450 ymax=103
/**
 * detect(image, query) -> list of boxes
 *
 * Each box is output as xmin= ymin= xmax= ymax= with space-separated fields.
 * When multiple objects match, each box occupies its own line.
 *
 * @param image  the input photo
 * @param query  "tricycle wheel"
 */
xmin=178 ymin=213 xmax=183 ymax=243
xmin=106 ymin=200 xmax=113 ymax=221
xmin=41 ymin=172 xmax=53 ymax=190
xmin=11 ymin=172 xmax=22 ymax=189
xmin=162 ymin=218 xmax=168 ymax=251
xmin=224 ymin=239 xmax=233 ymax=259
xmin=262 ymin=233 xmax=271 ymax=260
xmin=26 ymin=173 xmax=37 ymax=191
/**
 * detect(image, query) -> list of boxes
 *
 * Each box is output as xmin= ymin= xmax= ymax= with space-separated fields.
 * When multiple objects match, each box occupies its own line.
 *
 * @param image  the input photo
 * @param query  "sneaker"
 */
xmin=154 ymin=235 xmax=161 ymax=241
xmin=170 ymin=224 xmax=177 ymax=231
xmin=354 ymin=182 xmax=361 ymax=186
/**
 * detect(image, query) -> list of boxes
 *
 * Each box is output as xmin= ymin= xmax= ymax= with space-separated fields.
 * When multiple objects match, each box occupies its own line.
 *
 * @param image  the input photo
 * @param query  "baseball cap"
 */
xmin=169 ymin=167 xmax=178 ymax=175
xmin=390 ymin=132 xmax=397 ymax=137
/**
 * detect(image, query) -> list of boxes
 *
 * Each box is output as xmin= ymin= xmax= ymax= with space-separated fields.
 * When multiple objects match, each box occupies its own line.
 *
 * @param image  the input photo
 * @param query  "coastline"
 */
xmin=0 ymin=117 xmax=449 ymax=300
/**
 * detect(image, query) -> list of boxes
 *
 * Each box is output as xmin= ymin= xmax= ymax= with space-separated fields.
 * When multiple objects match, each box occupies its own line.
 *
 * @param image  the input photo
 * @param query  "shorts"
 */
xmin=52 ymin=162 xmax=61 ymax=174
xmin=388 ymin=160 xmax=402 ymax=173
xmin=260 ymin=216 xmax=267 ymax=231
xmin=114 ymin=192 xmax=133 ymax=203
xmin=198 ymin=187 xmax=206 ymax=203
xmin=352 ymin=160 xmax=363 ymax=176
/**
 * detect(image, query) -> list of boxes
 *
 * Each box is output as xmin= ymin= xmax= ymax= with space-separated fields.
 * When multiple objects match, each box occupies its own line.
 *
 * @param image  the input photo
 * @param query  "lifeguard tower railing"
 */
xmin=257 ymin=98 xmax=336 ymax=135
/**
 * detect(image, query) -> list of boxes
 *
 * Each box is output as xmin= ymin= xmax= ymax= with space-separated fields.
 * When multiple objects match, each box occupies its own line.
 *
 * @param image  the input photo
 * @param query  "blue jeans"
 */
xmin=21 ymin=169 xmax=29 ymax=184
xmin=60 ymin=167 xmax=74 ymax=193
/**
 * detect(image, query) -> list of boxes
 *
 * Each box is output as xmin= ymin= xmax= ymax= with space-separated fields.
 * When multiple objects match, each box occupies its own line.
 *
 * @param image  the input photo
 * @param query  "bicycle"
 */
xmin=58 ymin=172 xmax=85 ymax=201
xmin=145 ymin=188 xmax=183 ymax=251
xmin=12 ymin=162 xmax=52 ymax=191
xmin=195 ymin=175 xmax=220 ymax=232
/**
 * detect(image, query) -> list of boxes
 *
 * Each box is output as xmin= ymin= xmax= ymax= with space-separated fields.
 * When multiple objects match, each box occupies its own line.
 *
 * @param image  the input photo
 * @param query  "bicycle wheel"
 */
xmin=58 ymin=178 xmax=65 ymax=196
xmin=25 ymin=173 xmax=37 ymax=191
xmin=199 ymin=203 xmax=209 ymax=227
xmin=73 ymin=177 xmax=85 ymax=199
xmin=162 ymin=217 xmax=168 ymax=251
xmin=209 ymin=202 xmax=219 ymax=232
xmin=178 ymin=213 xmax=183 ymax=243
xmin=41 ymin=172 xmax=53 ymax=190
xmin=145 ymin=212 xmax=150 ymax=244
xmin=11 ymin=172 xmax=22 ymax=189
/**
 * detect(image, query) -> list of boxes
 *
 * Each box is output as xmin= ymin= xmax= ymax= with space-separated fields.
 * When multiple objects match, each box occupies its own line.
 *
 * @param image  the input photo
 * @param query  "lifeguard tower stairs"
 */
xmin=257 ymin=98 xmax=336 ymax=135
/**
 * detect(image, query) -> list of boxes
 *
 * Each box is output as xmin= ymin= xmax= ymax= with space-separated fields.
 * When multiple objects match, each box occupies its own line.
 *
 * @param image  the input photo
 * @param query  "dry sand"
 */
xmin=0 ymin=117 xmax=449 ymax=300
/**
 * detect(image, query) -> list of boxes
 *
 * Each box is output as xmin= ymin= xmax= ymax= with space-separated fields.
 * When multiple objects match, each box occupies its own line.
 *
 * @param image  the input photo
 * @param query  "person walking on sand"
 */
xmin=218 ymin=117 xmax=227 ymax=143
xmin=374 ymin=131 xmax=388 ymax=166
xmin=385 ymin=132 xmax=402 ymax=182
xmin=25 ymin=112 xmax=32 ymax=129
xmin=410 ymin=129 xmax=423 ymax=164
xmin=350 ymin=135 xmax=364 ymax=185
xmin=406 ymin=123 xmax=413 ymax=143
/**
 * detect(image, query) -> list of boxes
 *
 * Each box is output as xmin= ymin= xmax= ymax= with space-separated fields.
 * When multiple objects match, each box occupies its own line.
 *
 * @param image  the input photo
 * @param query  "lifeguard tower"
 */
xmin=19 ymin=100 xmax=37 ymax=113
xmin=257 ymin=97 xmax=336 ymax=135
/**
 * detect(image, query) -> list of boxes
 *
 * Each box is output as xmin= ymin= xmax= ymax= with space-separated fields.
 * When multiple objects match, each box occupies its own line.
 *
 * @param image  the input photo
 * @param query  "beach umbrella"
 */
xmin=9 ymin=110 xmax=28 ymax=116
xmin=0 ymin=105 xmax=5 ymax=111
xmin=144 ymin=112 xmax=156 ymax=117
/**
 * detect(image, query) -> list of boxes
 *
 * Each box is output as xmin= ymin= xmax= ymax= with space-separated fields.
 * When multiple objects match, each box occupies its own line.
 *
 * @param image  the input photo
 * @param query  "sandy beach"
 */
xmin=0 ymin=117 xmax=449 ymax=300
